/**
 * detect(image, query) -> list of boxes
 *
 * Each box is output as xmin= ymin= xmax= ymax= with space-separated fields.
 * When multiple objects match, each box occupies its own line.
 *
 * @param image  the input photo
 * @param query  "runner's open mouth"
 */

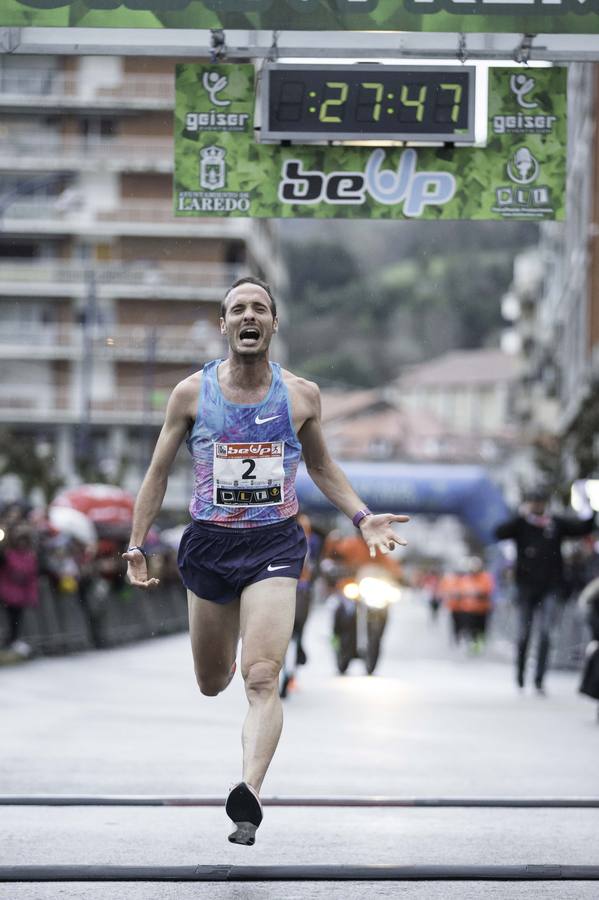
xmin=240 ymin=328 xmax=260 ymax=341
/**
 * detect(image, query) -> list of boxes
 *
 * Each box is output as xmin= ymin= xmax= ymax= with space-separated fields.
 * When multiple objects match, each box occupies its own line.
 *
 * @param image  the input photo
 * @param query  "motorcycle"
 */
xmin=331 ymin=568 xmax=401 ymax=675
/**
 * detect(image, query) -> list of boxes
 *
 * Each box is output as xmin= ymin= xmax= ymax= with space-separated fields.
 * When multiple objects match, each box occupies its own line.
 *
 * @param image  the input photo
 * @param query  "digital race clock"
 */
xmin=261 ymin=64 xmax=476 ymax=143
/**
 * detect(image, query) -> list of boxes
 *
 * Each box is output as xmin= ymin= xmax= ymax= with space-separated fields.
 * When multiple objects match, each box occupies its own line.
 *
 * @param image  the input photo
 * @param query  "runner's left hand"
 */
xmin=122 ymin=548 xmax=160 ymax=589
xmin=359 ymin=513 xmax=409 ymax=557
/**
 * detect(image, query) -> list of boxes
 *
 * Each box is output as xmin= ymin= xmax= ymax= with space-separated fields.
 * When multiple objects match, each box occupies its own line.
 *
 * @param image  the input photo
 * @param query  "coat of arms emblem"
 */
xmin=200 ymin=146 xmax=226 ymax=191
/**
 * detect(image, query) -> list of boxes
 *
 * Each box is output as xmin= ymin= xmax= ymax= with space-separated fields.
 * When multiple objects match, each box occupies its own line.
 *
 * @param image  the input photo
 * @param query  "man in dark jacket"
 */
xmin=495 ymin=489 xmax=596 ymax=692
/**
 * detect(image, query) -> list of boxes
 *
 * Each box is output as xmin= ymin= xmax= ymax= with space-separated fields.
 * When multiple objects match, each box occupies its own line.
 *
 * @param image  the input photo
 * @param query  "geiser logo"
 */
xmin=202 ymin=71 xmax=230 ymax=106
xmin=216 ymin=442 xmax=283 ymax=458
xmin=510 ymin=73 xmax=537 ymax=109
xmin=184 ymin=69 xmax=250 ymax=134
xmin=278 ymin=148 xmax=456 ymax=217
xmin=492 ymin=73 xmax=557 ymax=136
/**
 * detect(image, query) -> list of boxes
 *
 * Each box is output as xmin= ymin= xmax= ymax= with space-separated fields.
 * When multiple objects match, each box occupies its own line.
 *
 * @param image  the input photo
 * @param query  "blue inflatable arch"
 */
xmin=295 ymin=462 xmax=510 ymax=546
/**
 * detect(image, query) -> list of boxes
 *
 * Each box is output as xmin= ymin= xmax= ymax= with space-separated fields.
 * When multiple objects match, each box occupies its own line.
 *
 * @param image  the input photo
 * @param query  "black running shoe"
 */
xmin=225 ymin=782 xmax=263 ymax=845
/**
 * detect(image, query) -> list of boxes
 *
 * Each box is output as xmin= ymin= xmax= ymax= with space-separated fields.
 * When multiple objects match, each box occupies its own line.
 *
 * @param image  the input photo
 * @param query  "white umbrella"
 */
xmin=48 ymin=506 xmax=98 ymax=547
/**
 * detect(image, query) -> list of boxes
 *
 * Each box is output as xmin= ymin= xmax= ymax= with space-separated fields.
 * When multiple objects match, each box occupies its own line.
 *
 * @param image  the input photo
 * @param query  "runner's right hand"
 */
xmin=122 ymin=548 xmax=160 ymax=589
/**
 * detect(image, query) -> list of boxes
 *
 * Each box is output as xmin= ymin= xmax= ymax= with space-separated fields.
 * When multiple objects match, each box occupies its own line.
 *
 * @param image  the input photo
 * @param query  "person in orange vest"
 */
xmin=459 ymin=557 xmax=494 ymax=649
xmin=439 ymin=567 xmax=466 ymax=645
xmin=322 ymin=529 xmax=403 ymax=582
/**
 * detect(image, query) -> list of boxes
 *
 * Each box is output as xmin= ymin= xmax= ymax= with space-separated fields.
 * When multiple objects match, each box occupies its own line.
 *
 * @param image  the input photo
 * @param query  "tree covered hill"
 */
xmin=280 ymin=219 xmax=539 ymax=388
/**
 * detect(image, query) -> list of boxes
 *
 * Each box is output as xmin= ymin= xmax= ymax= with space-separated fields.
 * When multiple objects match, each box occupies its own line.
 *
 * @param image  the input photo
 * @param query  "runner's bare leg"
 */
xmin=239 ymin=577 xmax=296 ymax=793
xmin=187 ymin=591 xmax=240 ymax=695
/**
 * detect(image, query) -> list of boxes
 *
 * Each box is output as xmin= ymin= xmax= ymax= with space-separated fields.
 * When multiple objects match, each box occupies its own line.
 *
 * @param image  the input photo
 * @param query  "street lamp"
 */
xmin=76 ymin=247 xmax=97 ymax=470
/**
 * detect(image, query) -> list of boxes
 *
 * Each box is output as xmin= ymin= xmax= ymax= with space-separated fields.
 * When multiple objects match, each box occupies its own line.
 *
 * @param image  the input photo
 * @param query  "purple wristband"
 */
xmin=352 ymin=508 xmax=372 ymax=529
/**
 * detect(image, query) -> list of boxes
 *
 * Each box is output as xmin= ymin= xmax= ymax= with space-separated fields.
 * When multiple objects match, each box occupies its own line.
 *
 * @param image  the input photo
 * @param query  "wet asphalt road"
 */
xmin=1 ymin=591 xmax=598 ymax=899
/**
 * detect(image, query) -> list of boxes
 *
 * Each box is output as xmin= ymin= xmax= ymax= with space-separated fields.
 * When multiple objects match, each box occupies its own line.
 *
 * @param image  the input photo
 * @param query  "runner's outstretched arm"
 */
xmin=123 ymin=383 xmax=192 ymax=588
xmin=298 ymin=381 xmax=409 ymax=556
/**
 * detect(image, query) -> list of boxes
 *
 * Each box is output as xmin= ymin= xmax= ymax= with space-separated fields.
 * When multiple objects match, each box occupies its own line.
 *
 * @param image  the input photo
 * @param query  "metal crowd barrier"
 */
xmin=0 ymin=577 xmax=188 ymax=656
xmin=491 ymin=596 xmax=590 ymax=671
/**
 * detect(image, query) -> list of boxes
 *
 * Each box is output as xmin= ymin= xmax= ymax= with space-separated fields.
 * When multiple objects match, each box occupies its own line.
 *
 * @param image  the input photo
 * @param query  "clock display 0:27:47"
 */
xmin=263 ymin=65 xmax=476 ymax=142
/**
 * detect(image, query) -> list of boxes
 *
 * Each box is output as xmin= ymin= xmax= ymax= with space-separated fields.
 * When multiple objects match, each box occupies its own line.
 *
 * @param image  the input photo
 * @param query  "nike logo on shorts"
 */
xmin=255 ymin=414 xmax=281 ymax=425
xmin=267 ymin=563 xmax=290 ymax=572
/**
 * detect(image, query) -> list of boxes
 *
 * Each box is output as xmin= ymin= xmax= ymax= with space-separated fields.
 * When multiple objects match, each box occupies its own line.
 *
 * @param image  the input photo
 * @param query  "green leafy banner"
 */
xmin=174 ymin=64 xmax=566 ymax=221
xmin=1 ymin=0 xmax=599 ymax=31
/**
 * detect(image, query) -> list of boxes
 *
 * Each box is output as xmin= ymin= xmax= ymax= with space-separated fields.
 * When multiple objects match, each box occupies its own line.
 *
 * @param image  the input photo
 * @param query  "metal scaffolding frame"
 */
xmin=1 ymin=27 xmax=599 ymax=61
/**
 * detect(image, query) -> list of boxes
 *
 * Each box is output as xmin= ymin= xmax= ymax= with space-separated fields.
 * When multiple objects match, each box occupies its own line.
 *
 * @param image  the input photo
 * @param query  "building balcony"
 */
xmin=0 ymin=259 xmax=243 ymax=302
xmin=0 ymin=201 xmax=254 ymax=240
xmin=0 ymin=137 xmax=174 ymax=174
xmin=0 ymin=75 xmax=173 ymax=112
xmin=0 ymin=385 xmax=169 ymax=426
xmin=0 ymin=324 xmax=225 ymax=363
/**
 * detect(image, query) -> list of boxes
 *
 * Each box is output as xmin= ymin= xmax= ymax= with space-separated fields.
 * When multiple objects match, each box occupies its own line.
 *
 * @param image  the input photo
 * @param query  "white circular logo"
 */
xmin=507 ymin=147 xmax=539 ymax=185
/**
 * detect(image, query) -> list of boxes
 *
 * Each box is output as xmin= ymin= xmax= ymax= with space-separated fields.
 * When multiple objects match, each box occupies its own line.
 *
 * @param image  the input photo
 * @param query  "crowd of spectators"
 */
xmin=0 ymin=499 xmax=182 ymax=658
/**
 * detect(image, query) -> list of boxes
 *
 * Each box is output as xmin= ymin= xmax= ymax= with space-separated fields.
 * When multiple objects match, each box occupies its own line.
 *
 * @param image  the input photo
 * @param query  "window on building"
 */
xmin=0 ymin=56 xmax=58 ymax=95
xmin=79 ymin=117 xmax=119 ymax=143
xmin=0 ymin=241 xmax=36 ymax=259
xmin=225 ymin=242 xmax=245 ymax=265
xmin=0 ymin=300 xmax=57 ymax=340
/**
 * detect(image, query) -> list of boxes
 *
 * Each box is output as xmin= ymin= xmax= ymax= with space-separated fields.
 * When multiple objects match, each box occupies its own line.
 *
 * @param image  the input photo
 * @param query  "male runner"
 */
xmin=123 ymin=276 xmax=409 ymax=845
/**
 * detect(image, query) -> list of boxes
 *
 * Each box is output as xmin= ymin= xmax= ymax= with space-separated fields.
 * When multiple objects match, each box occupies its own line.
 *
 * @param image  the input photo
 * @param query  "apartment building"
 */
xmin=510 ymin=64 xmax=599 ymax=484
xmin=0 ymin=54 xmax=286 ymax=509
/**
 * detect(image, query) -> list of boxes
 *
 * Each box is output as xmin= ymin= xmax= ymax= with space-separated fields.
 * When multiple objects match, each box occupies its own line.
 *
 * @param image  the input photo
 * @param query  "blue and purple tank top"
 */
xmin=187 ymin=359 xmax=302 ymax=528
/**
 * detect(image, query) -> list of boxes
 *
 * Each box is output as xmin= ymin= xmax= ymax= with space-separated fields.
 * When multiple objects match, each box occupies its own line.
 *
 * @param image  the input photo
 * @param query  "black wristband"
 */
xmin=127 ymin=545 xmax=146 ymax=556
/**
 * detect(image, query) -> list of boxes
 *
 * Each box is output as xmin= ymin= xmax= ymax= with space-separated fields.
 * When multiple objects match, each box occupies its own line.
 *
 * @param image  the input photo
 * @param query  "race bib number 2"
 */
xmin=213 ymin=441 xmax=285 ymax=507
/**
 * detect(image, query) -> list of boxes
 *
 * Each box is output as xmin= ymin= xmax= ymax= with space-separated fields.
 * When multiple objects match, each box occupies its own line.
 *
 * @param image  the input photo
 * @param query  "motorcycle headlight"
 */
xmin=342 ymin=581 xmax=360 ymax=600
xmin=359 ymin=576 xmax=401 ymax=608
xmin=363 ymin=594 xmax=389 ymax=609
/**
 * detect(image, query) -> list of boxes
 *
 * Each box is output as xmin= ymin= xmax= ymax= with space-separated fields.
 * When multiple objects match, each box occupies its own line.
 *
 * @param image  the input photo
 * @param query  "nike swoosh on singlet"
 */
xmin=267 ymin=564 xmax=290 ymax=572
xmin=255 ymin=414 xmax=282 ymax=425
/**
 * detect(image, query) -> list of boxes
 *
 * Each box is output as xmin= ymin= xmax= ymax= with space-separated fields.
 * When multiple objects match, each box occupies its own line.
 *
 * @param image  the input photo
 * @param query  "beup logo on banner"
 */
xmin=277 ymin=150 xmax=456 ymax=217
xmin=174 ymin=64 xmax=566 ymax=222
xmin=2 ymin=0 xmax=599 ymax=32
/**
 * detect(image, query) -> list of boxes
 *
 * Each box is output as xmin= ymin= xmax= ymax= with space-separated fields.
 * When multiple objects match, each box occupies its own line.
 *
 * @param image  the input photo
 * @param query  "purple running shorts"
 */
xmin=177 ymin=517 xmax=307 ymax=604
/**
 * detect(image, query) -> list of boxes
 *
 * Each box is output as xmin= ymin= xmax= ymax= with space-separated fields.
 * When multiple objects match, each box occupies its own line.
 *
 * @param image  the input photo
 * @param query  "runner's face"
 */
xmin=221 ymin=286 xmax=277 ymax=356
